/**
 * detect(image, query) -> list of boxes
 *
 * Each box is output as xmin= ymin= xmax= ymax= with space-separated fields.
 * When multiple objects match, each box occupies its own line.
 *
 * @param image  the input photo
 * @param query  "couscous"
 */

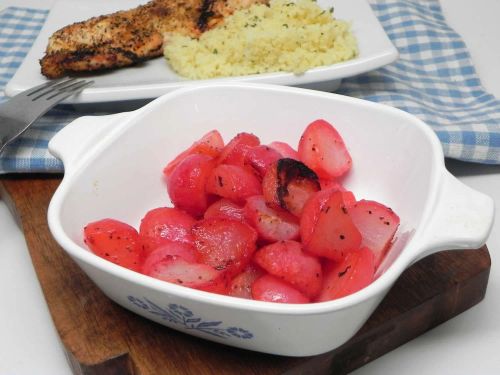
xmin=163 ymin=0 xmax=358 ymax=79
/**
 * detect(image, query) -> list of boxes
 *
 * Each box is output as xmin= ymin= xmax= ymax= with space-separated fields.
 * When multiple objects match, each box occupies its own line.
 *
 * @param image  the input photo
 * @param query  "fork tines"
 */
xmin=27 ymin=77 xmax=94 ymax=101
xmin=0 ymin=77 xmax=94 ymax=154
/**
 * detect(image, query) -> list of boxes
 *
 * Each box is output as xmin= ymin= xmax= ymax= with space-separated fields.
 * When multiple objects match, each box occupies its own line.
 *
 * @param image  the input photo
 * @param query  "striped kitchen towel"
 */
xmin=338 ymin=0 xmax=500 ymax=164
xmin=1 ymin=1 xmax=499 ymax=173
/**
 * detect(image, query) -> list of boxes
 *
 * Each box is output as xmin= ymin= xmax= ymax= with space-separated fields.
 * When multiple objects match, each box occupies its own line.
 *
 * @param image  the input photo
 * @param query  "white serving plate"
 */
xmin=47 ymin=83 xmax=494 ymax=356
xmin=5 ymin=0 xmax=397 ymax=104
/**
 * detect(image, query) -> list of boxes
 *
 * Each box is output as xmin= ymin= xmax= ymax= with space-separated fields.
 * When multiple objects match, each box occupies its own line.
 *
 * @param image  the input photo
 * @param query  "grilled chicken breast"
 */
xmin=40 ymin=0 xmax=267 ymax=78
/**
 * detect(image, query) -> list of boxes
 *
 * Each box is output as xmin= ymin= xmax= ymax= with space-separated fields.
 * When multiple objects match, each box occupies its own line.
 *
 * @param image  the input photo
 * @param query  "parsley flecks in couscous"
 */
xmin=163 ymin=0 xmax=358 ymax=79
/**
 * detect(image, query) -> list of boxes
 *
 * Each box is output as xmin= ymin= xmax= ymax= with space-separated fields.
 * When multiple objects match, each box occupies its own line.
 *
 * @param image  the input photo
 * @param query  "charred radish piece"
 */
xmin=263 ymin=158 xmax=320 ymax=217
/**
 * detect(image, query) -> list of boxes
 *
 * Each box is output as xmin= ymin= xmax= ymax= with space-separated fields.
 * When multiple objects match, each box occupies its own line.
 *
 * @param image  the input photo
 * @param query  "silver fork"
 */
xmin=0 ymin=78 xmax=93 ymax=154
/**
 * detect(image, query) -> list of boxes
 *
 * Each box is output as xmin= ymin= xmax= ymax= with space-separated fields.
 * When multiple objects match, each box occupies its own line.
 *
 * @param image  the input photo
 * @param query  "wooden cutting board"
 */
xmin=0 ymin=175 xmax=491 ymax=375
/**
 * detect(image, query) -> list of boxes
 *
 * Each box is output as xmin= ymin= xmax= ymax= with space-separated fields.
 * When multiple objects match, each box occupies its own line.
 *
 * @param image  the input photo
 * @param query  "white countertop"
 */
xmin=1 ymin=0 xmax=499 ymax=374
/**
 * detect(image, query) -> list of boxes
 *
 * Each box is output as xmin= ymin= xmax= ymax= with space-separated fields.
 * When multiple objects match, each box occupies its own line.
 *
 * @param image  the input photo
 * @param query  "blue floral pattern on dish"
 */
xmin=127 ymin=296 xmax=253 ymax=340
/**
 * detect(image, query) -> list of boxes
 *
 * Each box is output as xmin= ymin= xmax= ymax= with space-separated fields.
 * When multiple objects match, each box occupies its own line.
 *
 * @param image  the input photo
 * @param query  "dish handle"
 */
xmin=48 ymin=112 xmax=129 ymax=174
xmin=413 ymin=170 xmax=495 ymax=262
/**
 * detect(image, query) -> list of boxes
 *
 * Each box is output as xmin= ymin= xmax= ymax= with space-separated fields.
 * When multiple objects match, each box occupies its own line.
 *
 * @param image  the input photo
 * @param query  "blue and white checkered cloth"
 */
xmin=338 ymin=1 xmax=500 ymax=164
xmin=1 ymin=0 xmax=500 ymax=173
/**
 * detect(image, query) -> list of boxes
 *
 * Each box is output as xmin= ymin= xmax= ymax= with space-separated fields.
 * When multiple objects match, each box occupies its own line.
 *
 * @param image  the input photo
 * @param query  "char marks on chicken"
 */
xmin=40 ymin=0 xmax=267 ymax=78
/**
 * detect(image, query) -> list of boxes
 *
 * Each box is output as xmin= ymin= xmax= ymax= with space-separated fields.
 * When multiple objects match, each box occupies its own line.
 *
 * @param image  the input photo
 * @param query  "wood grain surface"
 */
xmin=0 ymin=175 xmax=491 ymax=375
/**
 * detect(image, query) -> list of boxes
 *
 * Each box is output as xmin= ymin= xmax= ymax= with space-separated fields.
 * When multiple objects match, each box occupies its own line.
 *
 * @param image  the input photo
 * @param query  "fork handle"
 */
xmin=48 ymin=112 xmax=130 ymax=174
